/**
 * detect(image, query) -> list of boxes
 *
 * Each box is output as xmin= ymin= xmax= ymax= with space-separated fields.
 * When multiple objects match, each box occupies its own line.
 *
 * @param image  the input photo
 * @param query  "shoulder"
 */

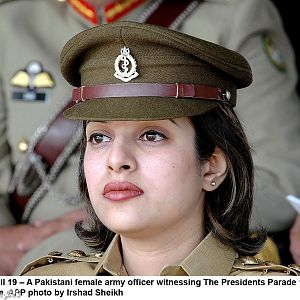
xmin=0 ymin=0 xmax=64 ymax=19
xmin=230 ymin=256 xmax=300 ymax=276
xmin=190 ymin=0 xmax=280 ymax=24
xmin=181 ymin=0 xmax=278 ymax=44
xmin=0 ymin=0 xmax=17 ymax=4
xmin=20 ymin=250 xmax=104 ymax=276
xmin=0 ymin=0 xmax=32 ymax=6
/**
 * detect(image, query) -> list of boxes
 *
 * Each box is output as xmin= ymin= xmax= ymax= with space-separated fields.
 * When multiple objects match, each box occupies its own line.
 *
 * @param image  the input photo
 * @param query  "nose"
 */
xmin=106 ymin=139 xmax=137 ymax=173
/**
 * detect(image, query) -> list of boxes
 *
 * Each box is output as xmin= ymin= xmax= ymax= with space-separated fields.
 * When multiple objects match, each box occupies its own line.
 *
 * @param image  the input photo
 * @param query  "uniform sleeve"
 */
xmin=0 ymin=27 xmax=16 ymax=226
xmin=225 ymin=0 xmax=300 ymax=232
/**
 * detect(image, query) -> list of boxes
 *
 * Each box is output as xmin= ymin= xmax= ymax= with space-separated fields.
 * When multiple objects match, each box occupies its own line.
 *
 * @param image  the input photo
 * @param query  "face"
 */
xmin=84 ymin=118 xmax=206 ymax=239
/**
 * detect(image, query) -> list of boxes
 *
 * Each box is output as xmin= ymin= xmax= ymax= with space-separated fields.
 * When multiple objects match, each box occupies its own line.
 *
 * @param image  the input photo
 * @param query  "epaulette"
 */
xmin=233 ymin=256 xmax=300 ymax=276
xmin=20 ymin=249 xmax=104 ymax=275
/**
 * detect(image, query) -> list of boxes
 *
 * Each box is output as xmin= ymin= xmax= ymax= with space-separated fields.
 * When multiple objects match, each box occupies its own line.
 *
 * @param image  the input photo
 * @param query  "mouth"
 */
xmin=103 ymin=181 xmax=144 ymax=201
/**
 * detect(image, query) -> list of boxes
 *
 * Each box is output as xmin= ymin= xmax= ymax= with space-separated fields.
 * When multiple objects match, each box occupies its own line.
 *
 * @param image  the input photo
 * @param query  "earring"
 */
xmin=211 ymin=180 xmax=216 ymax=187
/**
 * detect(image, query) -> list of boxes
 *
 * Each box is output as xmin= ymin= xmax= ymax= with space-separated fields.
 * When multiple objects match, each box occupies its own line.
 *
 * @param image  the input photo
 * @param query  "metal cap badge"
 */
xmin=114 ymin=47 xmax=139 ymax=82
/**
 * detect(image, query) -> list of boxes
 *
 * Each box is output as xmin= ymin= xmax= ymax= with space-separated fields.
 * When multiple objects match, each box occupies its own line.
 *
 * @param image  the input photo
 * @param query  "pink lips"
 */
xmin=103 ymin=181 xmax=144 ymax=201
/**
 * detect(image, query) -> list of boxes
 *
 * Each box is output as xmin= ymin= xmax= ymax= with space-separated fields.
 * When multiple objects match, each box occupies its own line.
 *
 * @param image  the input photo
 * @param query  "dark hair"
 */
xmin=75 ymin=104 xmax=266 ymax=255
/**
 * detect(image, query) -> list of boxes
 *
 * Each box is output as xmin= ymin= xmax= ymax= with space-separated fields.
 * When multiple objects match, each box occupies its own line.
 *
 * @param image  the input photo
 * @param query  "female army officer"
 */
xmin=21 ymin=22 xmax=300 ymax=276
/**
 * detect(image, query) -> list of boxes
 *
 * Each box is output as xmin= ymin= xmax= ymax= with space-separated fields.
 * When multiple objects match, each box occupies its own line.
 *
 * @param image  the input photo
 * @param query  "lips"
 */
xmin=103 ymin=181 xmax=144 ymax=201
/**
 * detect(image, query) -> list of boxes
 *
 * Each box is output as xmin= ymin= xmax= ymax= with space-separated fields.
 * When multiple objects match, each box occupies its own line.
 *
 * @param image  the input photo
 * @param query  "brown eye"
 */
xmin=89 ymin=133 xmax=111 ymax=144
xmin=140 ymin=130 xmax=166 ymax=142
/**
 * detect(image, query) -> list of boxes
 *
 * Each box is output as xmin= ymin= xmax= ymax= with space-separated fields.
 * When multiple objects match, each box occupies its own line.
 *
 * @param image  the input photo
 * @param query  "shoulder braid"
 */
xmin=233 ymin=256 xmax=300 ymax=276
xmin=19 ymin=249 xmax=104 ymax=275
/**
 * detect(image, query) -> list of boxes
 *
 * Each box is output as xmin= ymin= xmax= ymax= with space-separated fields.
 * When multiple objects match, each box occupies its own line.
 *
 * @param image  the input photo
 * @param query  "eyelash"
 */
xmin=88 ymin=130 xmax=167 ymax=144
xmin=139 ymin=130 xmax=167 ymax=142
xmin=88 ymin=133 xmax=111 ymax=144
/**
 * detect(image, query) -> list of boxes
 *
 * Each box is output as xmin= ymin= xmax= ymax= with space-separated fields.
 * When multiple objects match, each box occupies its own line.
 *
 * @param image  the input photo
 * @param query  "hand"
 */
xmin=0 ymin=250 xmax=23 ymax=276
xmin=0 ymin=207 xmax=85 ymax=275
xmin=289 ymin=214 xmax=300 ymax=264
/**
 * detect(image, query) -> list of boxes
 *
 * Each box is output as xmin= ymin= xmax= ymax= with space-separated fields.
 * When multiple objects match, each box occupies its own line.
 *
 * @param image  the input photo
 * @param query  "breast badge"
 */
xmin=10 ymin=60 xmax=55 ymax=102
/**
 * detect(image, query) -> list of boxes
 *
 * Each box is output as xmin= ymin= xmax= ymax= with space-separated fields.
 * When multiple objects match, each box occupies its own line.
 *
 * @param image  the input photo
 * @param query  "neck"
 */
xmin=121 ymin=220 xmax=204 ymax=276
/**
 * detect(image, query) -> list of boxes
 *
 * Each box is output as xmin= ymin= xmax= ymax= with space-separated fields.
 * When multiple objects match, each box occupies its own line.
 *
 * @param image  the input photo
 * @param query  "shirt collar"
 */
xmin=93 ymin=232 xmax=237 ymax=276
xmin=161 ymin=233 xmax=237 ymax=276
xmin=93 ymin=234 xmax=127 ymax=275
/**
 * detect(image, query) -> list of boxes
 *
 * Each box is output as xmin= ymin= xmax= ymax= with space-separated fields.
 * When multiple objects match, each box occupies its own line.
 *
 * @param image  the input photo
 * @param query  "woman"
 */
xmin=21 ymin=21 xmax=299 ymax=276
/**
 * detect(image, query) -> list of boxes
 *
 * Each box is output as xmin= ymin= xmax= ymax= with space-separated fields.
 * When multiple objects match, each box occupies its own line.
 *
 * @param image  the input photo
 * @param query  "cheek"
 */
xmin=83 ymin=149 xmax=105 ymax=197
xmin=143 ymin=146 xmax=202 ymax=195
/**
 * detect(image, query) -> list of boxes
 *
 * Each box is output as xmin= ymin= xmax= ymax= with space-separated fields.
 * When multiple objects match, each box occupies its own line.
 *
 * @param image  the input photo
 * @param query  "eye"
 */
xmin=139 ymin=130 xmax=166 ymax=142
xmin=88 ymin=133 xmax=111 ymax=144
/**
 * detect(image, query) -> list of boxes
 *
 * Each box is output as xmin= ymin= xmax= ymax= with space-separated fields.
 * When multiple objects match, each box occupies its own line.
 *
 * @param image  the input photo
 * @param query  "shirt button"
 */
xmin=18 ymin=138 xmax=29 ymax=153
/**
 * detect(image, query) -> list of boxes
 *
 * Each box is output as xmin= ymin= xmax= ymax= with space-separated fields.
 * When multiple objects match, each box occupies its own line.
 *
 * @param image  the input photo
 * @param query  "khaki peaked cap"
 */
xmin=61 ymin=21 xmax=252 ymax=121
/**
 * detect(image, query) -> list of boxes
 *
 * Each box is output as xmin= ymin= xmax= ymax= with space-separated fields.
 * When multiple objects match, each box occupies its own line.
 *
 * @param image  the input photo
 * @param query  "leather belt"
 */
xmin=34 ymin=101 xmax=79 ymax=167
xmin=146 ymin=0 xmax=196 ymax=28
xmin=72 ymin=83 xmax=231 ymax=103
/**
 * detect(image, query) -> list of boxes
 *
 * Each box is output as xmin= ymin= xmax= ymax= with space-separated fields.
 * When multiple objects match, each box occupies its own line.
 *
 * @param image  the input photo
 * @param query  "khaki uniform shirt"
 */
xmin=1 ymin=0 xmax=300 ymax=273
xmin=20 ymin=233 xmax=300 ymax=276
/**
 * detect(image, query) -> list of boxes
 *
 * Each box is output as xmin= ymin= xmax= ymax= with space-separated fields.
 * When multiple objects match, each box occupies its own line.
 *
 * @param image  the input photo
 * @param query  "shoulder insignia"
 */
xmin=19 ymin=249 xmax=104 ymax=275
xmin=233 ymin=256 xmax=300 ymax=276
xmin=262 ymin=34 xmax=287 ymax=73
xmin=10 ymin=60 xmax=55 ymax=102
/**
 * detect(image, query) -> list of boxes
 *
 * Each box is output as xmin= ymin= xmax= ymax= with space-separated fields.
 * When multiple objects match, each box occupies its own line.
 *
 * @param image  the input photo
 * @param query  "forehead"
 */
xmin=85 ymin=118 xmax=191 ymax=130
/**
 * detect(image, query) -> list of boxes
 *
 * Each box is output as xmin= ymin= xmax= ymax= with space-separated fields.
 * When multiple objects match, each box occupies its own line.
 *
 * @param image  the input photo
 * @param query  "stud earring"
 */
xmin=211 ymin=180 xmax=216 ymax=186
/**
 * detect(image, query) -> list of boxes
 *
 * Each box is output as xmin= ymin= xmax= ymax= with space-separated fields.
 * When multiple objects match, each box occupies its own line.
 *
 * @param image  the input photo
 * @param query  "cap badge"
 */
xmin=114 ymin=47 xmax=139 ymax=82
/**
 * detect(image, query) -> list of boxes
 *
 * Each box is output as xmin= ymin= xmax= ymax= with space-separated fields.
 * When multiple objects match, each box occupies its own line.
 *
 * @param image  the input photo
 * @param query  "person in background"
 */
xmin=0 ymin=0 xmax=299 ymax=275
xmin=271 ymin=0 xmax=300 ymax=95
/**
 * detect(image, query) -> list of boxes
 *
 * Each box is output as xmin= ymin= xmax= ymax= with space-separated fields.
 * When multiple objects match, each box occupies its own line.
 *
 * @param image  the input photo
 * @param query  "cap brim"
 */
xmin=64 ymin=97 xmax=219 ymax=121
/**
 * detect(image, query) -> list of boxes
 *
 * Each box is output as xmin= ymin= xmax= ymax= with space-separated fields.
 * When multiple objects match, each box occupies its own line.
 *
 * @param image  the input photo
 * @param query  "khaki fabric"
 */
xmin=61 ymin=21 xmax=251 ymax=120
xmin=255 ymin=237 xmax=281 ymax=264
xmin=13 ymin=228 xmax=90 ymax=275
xmin=21 ymin=233 xmax=299 ymax=276
xmin=0 ymin=0 xmax=299 ymax=274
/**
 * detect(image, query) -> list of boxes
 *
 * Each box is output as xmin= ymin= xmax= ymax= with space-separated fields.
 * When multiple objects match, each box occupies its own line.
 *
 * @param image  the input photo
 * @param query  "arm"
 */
xmin=181 ymin=0 xmax=300 ymax=232
xmin=0 ymin=208 xmax=85 ymax=275
xmin=226 ymin=0 xmax=300 ymax=232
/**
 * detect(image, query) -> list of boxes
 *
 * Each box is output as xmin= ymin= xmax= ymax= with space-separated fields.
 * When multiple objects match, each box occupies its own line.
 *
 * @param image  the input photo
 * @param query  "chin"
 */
xmin=108 ymin=222 xmax=150 ymax=238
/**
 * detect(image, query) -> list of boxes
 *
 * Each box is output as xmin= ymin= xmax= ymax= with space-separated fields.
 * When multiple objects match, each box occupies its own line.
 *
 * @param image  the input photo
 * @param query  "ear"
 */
xmin=202 ymin=147 xmax=228 ymax=191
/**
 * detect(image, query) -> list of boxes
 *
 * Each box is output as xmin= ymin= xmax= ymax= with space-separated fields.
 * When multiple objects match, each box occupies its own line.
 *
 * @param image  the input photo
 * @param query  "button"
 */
xmin=18 ymin=138 xmax=29 ymax=153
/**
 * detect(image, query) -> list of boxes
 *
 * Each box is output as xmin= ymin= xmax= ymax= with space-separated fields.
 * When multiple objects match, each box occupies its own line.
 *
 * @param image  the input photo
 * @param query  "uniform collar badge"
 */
xmin=114 ymin=47 xmax=139 ymax=82
xmin=10 ymin=61 xmax=55 ymax=102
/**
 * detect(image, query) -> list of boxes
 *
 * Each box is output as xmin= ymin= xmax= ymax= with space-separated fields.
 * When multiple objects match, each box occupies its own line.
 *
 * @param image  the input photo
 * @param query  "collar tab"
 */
xmin=67 ymin=0 xmax=145 ymax=25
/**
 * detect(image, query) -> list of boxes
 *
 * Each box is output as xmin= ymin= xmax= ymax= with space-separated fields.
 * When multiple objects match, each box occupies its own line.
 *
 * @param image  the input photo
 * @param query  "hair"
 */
xmin=75 ymin=104 xmax=266 ymax=256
